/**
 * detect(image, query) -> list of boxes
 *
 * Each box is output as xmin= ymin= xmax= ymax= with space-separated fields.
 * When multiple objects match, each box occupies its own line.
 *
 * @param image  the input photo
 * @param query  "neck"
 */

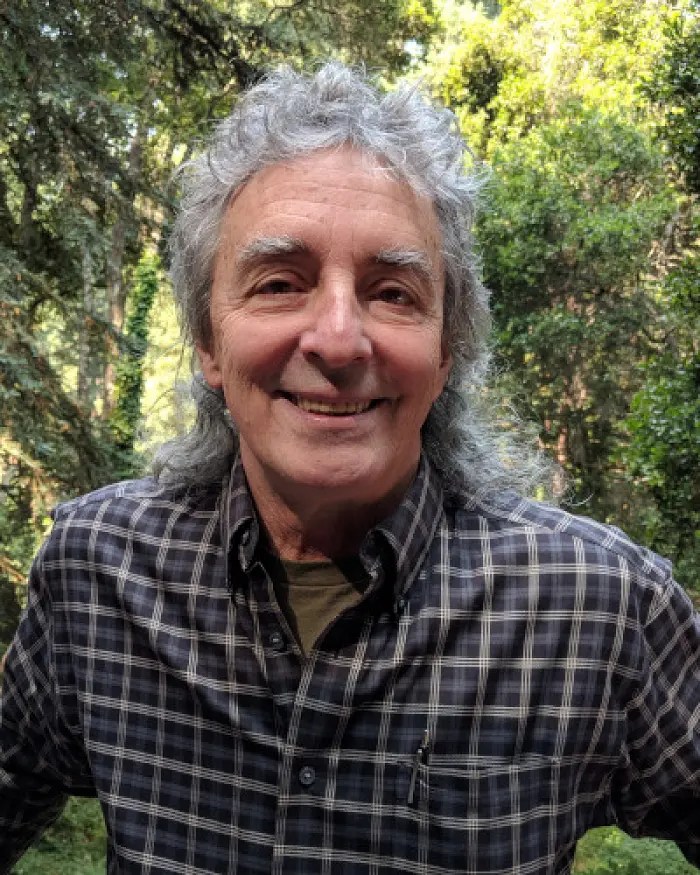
xmin=242 ymin=466 xmax=414 ymax=562
xmin=259 ymin=503 xmax=369 ymax=561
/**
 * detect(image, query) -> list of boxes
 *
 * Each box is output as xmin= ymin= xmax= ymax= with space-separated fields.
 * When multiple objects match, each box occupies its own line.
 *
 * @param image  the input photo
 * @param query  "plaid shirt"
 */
xmin=1 ymin=455 xmax=699 ymax=874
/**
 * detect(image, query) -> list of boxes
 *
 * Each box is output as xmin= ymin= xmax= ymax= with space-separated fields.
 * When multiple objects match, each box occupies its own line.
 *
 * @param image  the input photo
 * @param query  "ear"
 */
xmin=432 ymin=345 xmax=452 ymax=403
xmin=439 ymin=338 xmax=453 ymax=380
xmin=196 ymin=342 xmax=223 ymax=389
xmin=440 ymin=341 xmax=452 ymax=372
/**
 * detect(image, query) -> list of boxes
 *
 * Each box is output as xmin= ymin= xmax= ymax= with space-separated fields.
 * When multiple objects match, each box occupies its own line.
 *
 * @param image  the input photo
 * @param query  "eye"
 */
xmin=371 ymin=284 xmax=413 ymax=306
xmin=256 ymin=277 xmax=303 ymax=296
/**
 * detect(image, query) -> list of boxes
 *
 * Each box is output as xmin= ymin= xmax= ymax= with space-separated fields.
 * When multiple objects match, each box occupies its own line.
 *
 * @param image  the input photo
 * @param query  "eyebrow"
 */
xmin=234 ymin=237 xmax=438 ymax=284
xmin=375 ymin=248 xmax=438 ymax=284
xmin=235 ymin=235 xmax=308 ymax=266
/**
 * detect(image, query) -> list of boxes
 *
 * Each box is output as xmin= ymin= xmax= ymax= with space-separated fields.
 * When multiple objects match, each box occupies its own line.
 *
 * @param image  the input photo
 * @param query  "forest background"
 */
xmin=0 ymin=0 xmax=698 ymax=872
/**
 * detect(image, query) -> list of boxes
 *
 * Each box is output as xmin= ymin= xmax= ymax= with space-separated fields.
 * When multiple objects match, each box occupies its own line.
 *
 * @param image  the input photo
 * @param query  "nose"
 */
xmin=298 ymin=277 xmax=372 ymax=368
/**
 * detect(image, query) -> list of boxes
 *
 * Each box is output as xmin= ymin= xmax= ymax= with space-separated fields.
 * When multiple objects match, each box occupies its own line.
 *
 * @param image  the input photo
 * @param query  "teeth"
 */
xmin=295 ymin=397 xmax=373 ymax=415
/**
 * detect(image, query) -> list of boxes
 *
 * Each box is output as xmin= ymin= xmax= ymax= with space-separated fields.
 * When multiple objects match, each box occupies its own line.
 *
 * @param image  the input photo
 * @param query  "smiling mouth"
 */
xmin=282 ymin=394 xmax=380 ymax=416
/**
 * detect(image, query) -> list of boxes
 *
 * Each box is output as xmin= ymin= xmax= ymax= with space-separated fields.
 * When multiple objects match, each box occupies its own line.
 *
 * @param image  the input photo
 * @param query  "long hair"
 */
xmin=155 ymin=62 xmax=552 ymax=499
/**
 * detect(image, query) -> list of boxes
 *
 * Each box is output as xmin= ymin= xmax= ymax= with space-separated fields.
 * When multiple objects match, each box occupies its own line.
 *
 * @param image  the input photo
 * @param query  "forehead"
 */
xmin=219 ymin=146 xmax=443 ymax=263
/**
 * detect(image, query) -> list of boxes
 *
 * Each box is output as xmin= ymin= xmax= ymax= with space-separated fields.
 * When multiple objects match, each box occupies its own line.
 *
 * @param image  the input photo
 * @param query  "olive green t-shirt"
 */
xmin=267 ymin=555 xmax=369 ymax=655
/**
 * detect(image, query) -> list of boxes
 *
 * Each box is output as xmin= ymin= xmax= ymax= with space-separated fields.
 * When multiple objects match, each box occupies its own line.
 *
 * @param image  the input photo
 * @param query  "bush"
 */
xmin=574 ymin=826 xmax=700 ymax=875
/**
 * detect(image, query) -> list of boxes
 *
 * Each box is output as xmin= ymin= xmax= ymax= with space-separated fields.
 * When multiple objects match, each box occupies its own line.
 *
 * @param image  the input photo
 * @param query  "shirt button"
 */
xmin=268 ymin=631 xmax=284 ymax=651
xmin=298 ymin=765 xmax=316 ymax=788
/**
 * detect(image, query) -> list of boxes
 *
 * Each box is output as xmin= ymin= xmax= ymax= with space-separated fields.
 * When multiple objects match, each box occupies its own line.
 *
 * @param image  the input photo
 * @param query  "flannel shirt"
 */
xmin=1 ymin=454 xmax=699 ymax=874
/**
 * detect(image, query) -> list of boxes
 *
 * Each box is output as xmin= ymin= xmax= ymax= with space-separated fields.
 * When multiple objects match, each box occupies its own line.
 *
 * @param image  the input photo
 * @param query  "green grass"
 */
xmin=11 ymin=800 xmax=700 ymax=874
xmin=12 ymin=797 xmax=106 ymax=875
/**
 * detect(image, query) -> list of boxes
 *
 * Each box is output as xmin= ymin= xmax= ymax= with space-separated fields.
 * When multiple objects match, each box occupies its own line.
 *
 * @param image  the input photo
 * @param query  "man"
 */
xmin=1 ymin=63 xmax=698 ymax=874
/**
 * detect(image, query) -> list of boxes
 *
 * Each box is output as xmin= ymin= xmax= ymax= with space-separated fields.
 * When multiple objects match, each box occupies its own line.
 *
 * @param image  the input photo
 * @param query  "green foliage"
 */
xmin=617 ymin=255 xmax=700 ymax=587
xmin=627 ymin=369 xmax=700 ymax=491
xmin=0 ymin=459 xmax=45 ymax=652
xmin=109 ymin=253 xmax=160 ymax=476
xmin=422 ymin=0 xmax=699 ymax=562
xmin=430 ymin=6 xmax=506 ymax=111
xmin=574 ymin=827 xmax=699 ymax=875
xmin=136 ymin=284 xmax=195 ymax=455
xmin=0 ymin=0 xmax=422 ymax=606
xmin=477 ymin=106 xmax=675 ymax=508
xmin=644 ymin=6 xmax=700 ymax=194
xmin=482 ymin=108 xmax=671 ymax=305
xmin=621 ymin=8 xmax=700 ymax=584
xmin=11 ymin=798 xmax=106 ymax=875
xmin=423 ymin=0 xmax=668 ymax=151
xmin=0 ymin=575 xmax=23 ymax=656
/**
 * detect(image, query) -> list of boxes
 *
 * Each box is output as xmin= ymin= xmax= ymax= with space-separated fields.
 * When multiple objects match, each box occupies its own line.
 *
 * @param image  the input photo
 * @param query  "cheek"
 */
xmin=216 ymin=331 xmax=294 ymax=408
xmin=398 ymin=349 xmax=449 ymax=411
xmin=216 ymin=321 xmax=270 ymax=376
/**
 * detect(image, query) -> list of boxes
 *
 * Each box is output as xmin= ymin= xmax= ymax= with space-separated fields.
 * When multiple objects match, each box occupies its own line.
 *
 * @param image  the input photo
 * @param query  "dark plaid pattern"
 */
xmin=1 ymin=455 xmax=699 ymax=874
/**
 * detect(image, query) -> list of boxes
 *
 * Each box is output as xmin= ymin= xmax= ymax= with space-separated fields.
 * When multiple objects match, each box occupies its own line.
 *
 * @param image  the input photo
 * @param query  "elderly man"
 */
xmin=1 ymin=63 xmax=698 ymax=874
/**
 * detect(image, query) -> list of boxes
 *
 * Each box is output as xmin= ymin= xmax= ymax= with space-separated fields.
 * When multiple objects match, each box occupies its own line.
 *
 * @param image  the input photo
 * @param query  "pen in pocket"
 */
xmin=407 ymin=729 xmax=430 ymax=804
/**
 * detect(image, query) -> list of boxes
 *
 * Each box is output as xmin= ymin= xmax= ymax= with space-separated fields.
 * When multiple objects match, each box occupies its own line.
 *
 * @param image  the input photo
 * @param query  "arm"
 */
xmin=614 ymin=572 xmax=700 ymax=864
xmin=0 ymin=548 xmax=91 ymax=873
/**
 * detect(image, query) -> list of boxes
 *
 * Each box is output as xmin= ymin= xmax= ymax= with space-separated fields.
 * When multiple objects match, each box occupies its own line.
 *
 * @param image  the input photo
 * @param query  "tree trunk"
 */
xmin=77 ymin=245 xmax=94 ymax=408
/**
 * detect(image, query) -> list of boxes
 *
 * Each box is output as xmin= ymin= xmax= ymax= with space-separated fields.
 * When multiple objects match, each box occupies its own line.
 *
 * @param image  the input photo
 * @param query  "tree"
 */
xmin=643 ymin=4 xmax=700 ymax=195
xmin=0 ymin=0 xmax=433 ymax=651
xmin=478 ymin=107 xmax=675 ymax=510
xmin=618 ymin=6 xmax=700 ymax=586
xmin=417 ymin=0 xmax=696 ymax=530
xmin=0 ymin=0 xmax=432 ymax=485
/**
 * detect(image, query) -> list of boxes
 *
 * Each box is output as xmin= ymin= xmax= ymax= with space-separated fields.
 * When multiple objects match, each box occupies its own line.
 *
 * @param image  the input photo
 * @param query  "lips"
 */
xmin=284 ymin=394 xmax=378 ymax=416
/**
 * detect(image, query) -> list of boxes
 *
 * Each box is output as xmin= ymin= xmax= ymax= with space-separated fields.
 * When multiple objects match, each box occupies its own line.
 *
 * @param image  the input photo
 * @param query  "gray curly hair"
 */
xmin=155 ymin=61 xmax=551 ymax=498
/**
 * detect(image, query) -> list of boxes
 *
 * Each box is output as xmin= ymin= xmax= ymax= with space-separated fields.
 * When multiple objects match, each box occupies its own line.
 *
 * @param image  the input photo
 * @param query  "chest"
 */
xmin=63 ymin=557 xmax=628 ymax=874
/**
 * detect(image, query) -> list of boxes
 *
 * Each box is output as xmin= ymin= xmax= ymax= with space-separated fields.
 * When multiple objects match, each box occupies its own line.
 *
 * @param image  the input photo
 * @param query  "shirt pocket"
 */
xmin=393 ymin=755 xmax=570 ymax=874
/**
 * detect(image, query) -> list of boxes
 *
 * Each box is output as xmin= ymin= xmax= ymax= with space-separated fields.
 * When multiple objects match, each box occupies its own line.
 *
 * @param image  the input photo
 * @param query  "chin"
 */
xmin=297 ymin=469 xmax=376 ymax=494
xmin=295 ymin=460 xmax=408 ymax=505
xmin=286 ymin=457 xmax=373 ymax=489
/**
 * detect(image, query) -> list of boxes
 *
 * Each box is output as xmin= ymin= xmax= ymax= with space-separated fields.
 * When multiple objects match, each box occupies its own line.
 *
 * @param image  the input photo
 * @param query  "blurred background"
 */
xmin=1 ymin=1 xmax=698 ymax=871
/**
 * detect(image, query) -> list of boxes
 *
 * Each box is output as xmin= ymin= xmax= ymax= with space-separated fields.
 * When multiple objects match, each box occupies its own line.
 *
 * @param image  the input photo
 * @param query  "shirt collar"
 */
xmin=371 ymin=453 xmax=444 ymax=599
xmin=221 ymin=452 xmax=445 ymax=601
xmin=219 ymin=457 xmax=258 ymax=575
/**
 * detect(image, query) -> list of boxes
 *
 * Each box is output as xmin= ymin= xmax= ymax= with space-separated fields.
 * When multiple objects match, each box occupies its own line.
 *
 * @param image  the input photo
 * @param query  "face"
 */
xmin=198 ymin=146 xmax=451 ymax=517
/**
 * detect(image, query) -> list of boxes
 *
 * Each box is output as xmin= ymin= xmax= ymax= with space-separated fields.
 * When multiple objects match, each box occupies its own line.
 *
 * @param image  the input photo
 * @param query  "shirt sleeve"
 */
xmin=614 ymin=570 xmax=700 ymax=864
xmin=0 ymin=545 xmax=92 ymax=873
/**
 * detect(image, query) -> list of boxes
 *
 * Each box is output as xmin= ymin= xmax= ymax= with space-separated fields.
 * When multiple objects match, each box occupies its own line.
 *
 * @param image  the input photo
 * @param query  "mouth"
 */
xmin=280 ymin=393 xmax=381 ymax=416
